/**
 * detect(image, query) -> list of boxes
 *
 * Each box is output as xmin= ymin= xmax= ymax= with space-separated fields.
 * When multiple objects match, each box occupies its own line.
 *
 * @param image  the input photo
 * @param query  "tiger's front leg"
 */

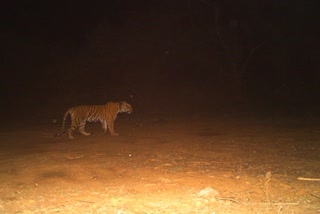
xmin=108 ymin=120 xmax=119 ymax=136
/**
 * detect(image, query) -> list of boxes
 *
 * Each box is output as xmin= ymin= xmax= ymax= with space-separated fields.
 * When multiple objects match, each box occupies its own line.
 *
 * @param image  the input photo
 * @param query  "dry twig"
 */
xmin=216 ymin=197 xmax=238 ymax=203
xmin=310 ymin=193 xmax=320 ymax=199
xmin=261 ymin=172 xmax=271 ymax=204
xmin=75 ymin=200 xmax=94 ymax=203
xmin=297 ymin=177 xmax=320 ymax=181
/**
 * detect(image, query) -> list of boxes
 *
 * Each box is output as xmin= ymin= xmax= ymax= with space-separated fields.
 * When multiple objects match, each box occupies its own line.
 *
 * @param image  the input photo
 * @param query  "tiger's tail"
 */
xmin=55 ymin=109 xmax=71 ymax=137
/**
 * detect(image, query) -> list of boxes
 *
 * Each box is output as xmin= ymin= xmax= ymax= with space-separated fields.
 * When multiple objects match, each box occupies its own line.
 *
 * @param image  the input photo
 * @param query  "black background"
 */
xmin=1 ymin=0 xmax=320 ymax=121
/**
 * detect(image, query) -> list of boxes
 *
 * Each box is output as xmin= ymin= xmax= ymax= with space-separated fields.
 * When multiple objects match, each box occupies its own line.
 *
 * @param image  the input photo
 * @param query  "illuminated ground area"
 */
xmin=0 ymin=116 xmax=320 ymax=213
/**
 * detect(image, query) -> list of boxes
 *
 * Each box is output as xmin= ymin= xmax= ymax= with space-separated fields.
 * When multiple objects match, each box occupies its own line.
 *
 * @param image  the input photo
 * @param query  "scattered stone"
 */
xmin=198 ymin=187 xmax=219 ymax=197
xmin=265 ymin=171 xmax=272 ymax=179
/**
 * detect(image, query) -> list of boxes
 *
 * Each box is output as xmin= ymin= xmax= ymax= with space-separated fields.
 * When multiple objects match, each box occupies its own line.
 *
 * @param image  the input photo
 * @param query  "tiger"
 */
xmin=55 ymin=101 xmax=132 ymax=139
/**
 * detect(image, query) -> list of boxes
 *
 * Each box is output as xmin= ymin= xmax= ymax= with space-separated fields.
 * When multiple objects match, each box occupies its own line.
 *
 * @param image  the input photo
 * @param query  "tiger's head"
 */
xmin=119 ymin=101 xmax=132 ymax=114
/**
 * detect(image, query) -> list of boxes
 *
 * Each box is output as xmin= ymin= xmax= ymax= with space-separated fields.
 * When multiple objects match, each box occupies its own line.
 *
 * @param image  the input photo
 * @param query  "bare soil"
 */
xmin=0 ymin=115 xmax=320 ymax=213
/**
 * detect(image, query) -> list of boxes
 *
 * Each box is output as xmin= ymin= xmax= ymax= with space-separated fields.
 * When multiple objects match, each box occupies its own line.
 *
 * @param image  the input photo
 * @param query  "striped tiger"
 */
xmin=55 ymin=101 xmax=132 ymax=139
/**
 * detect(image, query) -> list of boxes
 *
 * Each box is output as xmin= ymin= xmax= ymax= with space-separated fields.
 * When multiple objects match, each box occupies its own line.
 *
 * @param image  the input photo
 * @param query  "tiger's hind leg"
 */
xmin=67 ymin=117 xmax=82 ymax=139
xmin=79 ymin=121 xmax=91 ymax=136
xmin=67 ymin=126 xmax=76 ymax=139
xmin=101 ymin=120 xmax=108 ymax=133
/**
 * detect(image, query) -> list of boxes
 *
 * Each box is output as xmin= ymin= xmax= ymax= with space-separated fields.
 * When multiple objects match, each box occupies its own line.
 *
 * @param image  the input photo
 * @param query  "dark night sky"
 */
xmin=1 ymin=0 xmax=320 ymax=120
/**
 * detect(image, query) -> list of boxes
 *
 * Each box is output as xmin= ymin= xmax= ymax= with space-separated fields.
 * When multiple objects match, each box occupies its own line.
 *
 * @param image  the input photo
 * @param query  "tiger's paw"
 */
xmin=111 ymin=133 xmax=119 ymax=136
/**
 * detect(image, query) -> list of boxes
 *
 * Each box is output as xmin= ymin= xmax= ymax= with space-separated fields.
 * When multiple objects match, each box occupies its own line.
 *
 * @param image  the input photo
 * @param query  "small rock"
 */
xmin=265 ymin=171 xmax=272 ymax=179
xmin=198 ymin=187 xmax=219 ymax=197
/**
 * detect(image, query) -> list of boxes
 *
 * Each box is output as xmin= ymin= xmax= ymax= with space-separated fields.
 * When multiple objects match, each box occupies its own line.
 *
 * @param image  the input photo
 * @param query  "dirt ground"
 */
xmin=0 ymin=114 xmax=320 ymax=214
